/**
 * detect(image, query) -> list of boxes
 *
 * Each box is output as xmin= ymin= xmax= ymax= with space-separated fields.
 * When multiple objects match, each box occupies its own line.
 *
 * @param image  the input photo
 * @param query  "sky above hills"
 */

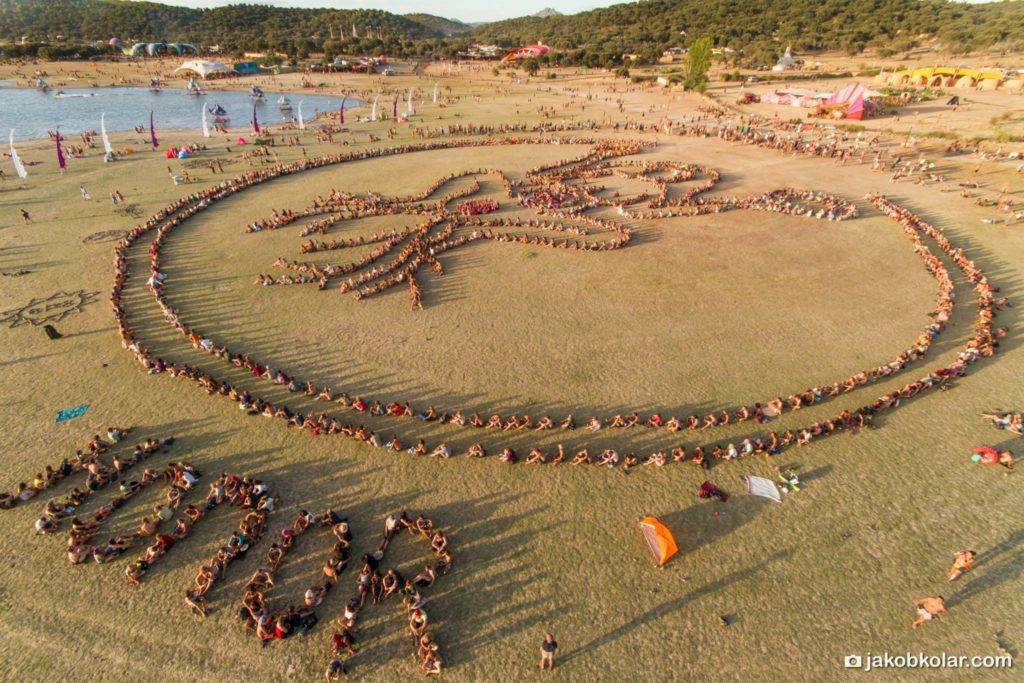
xmin=133 ymin=1 xmax=618 ymax=23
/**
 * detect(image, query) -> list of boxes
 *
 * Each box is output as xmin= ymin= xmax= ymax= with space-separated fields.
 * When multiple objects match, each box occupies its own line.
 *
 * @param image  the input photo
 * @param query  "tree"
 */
xmin=683 ymin=35 xmax=712 ymax=92
xmin=521 ymin=57 xmax=540 ymax=76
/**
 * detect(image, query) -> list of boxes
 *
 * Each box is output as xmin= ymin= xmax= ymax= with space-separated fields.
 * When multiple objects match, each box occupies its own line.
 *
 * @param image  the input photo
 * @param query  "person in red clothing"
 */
xmin=331 ymin=628 xmax=358 ymax=657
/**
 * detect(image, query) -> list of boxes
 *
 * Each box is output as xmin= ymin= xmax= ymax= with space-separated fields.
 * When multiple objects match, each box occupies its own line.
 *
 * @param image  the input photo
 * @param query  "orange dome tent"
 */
xmin=639 ymin=516 xmax=678 ymax=566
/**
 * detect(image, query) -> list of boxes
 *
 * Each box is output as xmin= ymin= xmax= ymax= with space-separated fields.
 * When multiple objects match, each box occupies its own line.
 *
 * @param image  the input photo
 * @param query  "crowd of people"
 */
xmin=239 ymin=509 xmax=349 ymax=643
xmin=455 ymin=198 xmax=499 ymax=216
xmin=0 ymin=427 xmax=140 ymax=511
xmin=66 ymin=459 xmax=198 ymax=566
xmin=327 ymin=511 xmax=450 ymax=677
xmin=182 ymin=475 xmax=274 ymax=616
xmin=102 ymin=122 xmax=1007 ymax=474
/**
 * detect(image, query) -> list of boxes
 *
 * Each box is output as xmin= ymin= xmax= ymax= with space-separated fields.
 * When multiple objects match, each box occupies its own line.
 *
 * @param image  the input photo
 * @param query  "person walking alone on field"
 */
xmin=539 ymin=632 xmax=558 ymax=670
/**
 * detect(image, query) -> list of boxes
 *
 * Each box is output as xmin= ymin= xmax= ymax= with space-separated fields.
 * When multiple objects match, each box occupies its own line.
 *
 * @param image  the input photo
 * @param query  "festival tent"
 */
xmin=824 ymin=82 xmax=869 ymax=120
xmin=234 ymin=62 xmax=261 ymax=76
xmin=501 ymin=43 xmax=551 ymax=62
xmin=128 ymin=42 xmax=170 ymax=57
xmin=761 ymin=87 xmax=831 ymax=107
xmin=639 ymin=517 xmax=678 ymax=566
xmin=771 ymin=46 xmax=799 ymax=72
xmin=884 ymin=66 xmax=1009 ymax=90
xmin=175 ymin=60 xmax=234 ymax=79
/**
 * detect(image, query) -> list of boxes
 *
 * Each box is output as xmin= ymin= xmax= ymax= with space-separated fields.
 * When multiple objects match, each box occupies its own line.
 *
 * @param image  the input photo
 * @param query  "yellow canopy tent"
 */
xmin=639 ymin=516 xmax=678 ymax=565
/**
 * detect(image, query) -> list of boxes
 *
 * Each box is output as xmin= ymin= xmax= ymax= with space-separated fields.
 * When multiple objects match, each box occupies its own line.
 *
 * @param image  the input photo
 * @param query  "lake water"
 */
xmin=0 ymin=85 xmax=360 ymax=141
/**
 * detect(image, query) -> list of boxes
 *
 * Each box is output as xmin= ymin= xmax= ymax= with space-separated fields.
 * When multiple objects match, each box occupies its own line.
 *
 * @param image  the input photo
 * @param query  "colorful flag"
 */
xmin=339 ymin=96 xmax=346 ymax=125
xmin=252 ymin=104 xmax=260 ymax=134
xmin=56 ymin=130 xmax=66 ymax=170
xmin=149 ymin=111 xmax=158 ymax=149
xmin=8 ymin=130 xmax=27 ymax=179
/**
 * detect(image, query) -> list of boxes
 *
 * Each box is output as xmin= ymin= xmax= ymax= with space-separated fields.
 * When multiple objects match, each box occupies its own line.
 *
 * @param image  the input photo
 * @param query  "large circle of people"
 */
xmin=106 ymin=123 xmax=1008 ymax=473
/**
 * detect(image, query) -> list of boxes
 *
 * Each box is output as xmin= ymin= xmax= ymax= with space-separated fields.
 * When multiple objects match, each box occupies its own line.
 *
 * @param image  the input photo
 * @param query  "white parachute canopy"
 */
xmin=297 ymin=99 xmax=305 ymax=130
xmin=100 ymin=113 xmax=113 ymax=156
xmin=745 ymin=476 xmax=782 ymax=503
xmin=174 ymin=59 xmax=233 ymax=79
xmin=201 ymin=106 xmax=210 ymax=138
xmin=8 ymin=130 xmax=28 ymax=179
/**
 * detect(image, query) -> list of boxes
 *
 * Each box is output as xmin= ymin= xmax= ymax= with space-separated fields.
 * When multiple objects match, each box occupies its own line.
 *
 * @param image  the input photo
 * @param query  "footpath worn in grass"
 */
xmin=0 ymin=73 xmax=1022 ymax=681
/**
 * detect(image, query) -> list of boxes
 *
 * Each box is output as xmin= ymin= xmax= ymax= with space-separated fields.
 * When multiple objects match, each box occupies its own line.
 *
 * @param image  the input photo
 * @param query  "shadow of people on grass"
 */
xmin=660 ymin=493 xmax=772 ymax=556
xmin=560 ymin=547 xmax=795 ymax=663
xmin=947 ymin=529 xmax=1024 ymax=610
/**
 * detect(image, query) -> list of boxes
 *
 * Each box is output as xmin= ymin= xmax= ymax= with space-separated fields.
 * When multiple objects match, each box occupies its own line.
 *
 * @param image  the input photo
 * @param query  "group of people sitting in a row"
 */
xmin=455 ymin=198 xmax=499 ymax=217
xmin=0 ymin=427 xmax=136 ymax=510
xmin=328 ymin=511 xmax=450 ymax=677
xmin=106 ymin=121 xmax=1006 ymax=472
xmin=240 ymin=509 xmax=350 ymax=644
xmin=65 ymin=460 xmax=199 ymax=566
xmin=183 ymin=475 xmax=274 ymax=616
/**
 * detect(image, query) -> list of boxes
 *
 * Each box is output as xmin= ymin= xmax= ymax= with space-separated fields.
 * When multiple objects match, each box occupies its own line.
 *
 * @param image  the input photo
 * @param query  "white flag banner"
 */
xmin=100 ymin=113 xmax=113 ymax=156
xmin=370 ymin=96 xmax=378 ymax=121
xmin=406 ymin=88 xmax=413 ymax=115
xmin=9 ymin=129 xmax=27 ymax=179
xmin=432 ymin=83 xmax=439 ymax=103
xmin=297 ymin=99 xmax=305 ymax=130
xmin=201 ymin=106 xmax=210 ymax=138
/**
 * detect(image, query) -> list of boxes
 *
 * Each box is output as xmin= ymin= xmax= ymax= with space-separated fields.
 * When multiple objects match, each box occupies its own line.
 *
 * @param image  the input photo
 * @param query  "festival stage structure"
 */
xmin=877 ymin=66 xmax=1023 ymax=92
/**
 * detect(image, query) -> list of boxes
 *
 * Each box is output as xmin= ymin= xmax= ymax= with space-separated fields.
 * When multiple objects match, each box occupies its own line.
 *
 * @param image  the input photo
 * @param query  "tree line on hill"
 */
xmin=2 ymin=0 xmax=1023 ymax=69
xmin=471 ymin=0 xmax=1024 ymax=68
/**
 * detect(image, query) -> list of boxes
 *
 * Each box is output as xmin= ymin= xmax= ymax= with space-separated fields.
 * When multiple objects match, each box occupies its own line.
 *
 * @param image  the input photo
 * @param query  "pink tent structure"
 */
xmin=826 ymin=83 xmax=867 ymax=120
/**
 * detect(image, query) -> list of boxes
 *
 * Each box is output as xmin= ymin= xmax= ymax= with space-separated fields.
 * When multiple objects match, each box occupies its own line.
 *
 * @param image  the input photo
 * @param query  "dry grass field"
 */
xmin=0 ymin=64 xmax=1023 ymax=681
